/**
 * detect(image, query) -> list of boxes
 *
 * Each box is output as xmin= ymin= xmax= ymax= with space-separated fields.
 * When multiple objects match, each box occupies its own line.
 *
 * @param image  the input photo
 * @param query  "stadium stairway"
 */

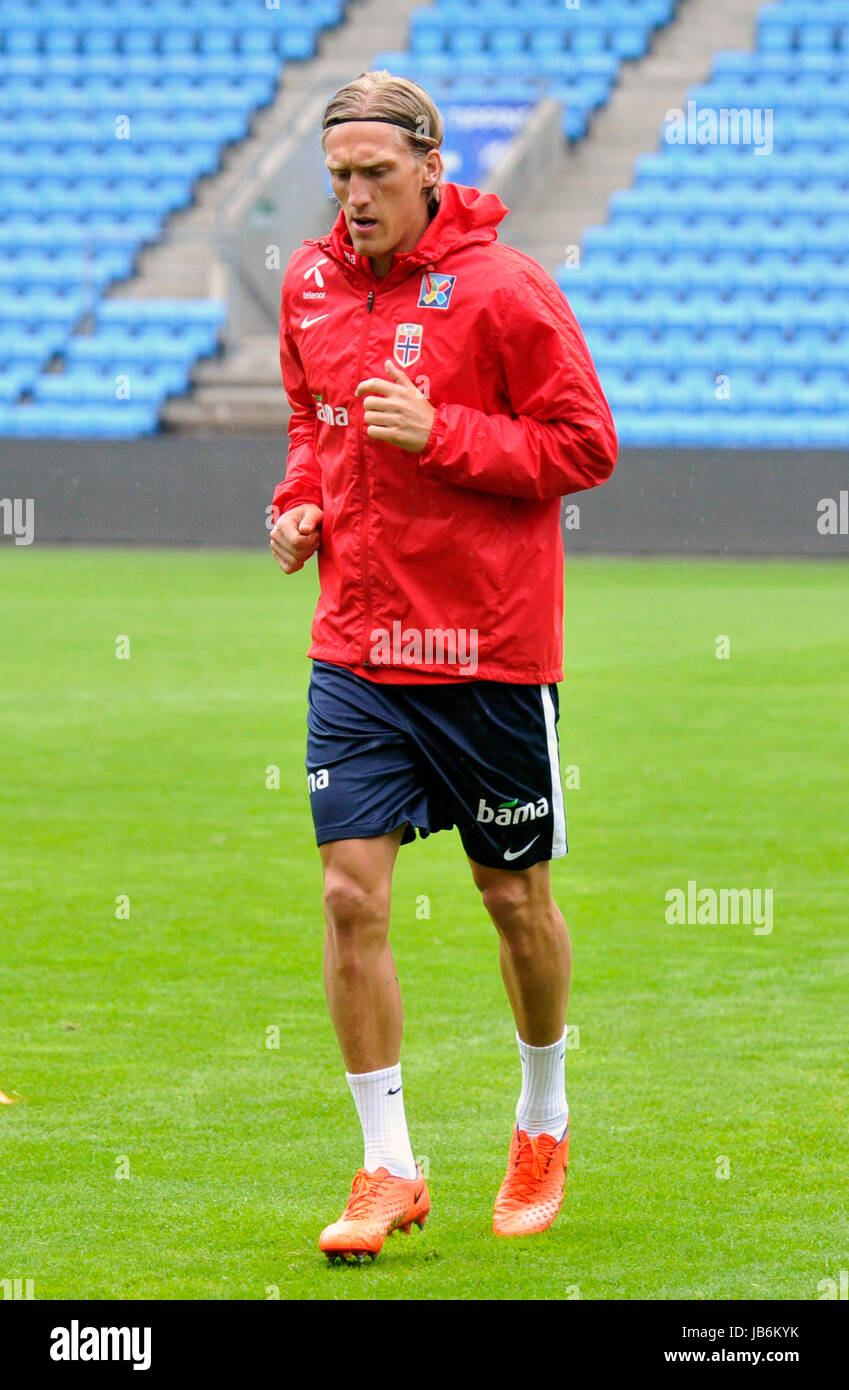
xmin=0 ymin=0 xmax=366 ymax=438
xmin=503 ymin=0 xmax=765 ymax=271
xmin=0 ymin=0 xmax=775 ymax=437
xmin=175 ymin=0 xmax=767 ymax=432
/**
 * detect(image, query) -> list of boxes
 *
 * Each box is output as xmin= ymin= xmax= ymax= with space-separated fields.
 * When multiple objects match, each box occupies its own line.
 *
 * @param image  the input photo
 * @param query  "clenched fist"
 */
xmin=270 ymin=503 xmax=323 ymax=574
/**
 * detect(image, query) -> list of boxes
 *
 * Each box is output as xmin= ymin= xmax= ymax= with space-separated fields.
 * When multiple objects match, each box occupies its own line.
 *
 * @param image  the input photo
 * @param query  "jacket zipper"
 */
xmin=358 ymin=288 xmax=376 ymax=667
xmin=314 ymin=251 xmax=435 ymax=667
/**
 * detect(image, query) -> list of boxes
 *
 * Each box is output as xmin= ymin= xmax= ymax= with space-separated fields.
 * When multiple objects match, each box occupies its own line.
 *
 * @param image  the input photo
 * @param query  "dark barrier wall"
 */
xmin=1 ymin=436 xmax=847 ymax=554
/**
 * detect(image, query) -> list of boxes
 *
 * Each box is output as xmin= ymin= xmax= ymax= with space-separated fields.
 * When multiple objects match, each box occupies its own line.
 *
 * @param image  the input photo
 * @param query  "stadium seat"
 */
xmin=564 ymin=0 xmax=849 ymax=445
xmin=0 ymin=0 xmax=354 ymax=431
xmin=400 ymin=0 xmax=683 ymax=142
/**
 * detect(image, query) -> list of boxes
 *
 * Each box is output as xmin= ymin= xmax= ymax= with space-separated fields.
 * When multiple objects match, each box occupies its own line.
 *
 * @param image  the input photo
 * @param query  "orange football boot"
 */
xmin=319 ymin=1165 xmax=430 ymax=1263
xmin=493 ymin=1125 xmax=569 ymax=1236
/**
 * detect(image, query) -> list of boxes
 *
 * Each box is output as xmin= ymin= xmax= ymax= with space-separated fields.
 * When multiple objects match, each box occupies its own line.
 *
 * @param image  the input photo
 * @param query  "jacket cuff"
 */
xmin=416 ymin=405 xmax=448 ymax=472
xmin=270 ymin=493 xmax=322 ymax=522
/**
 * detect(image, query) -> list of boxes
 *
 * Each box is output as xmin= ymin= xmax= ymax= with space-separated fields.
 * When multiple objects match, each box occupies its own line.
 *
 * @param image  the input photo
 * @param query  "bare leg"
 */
xmin=468 ymin=858 xmax=571 ymax=1045
xmin=320 ymin=827 xmax=405 ymax=1073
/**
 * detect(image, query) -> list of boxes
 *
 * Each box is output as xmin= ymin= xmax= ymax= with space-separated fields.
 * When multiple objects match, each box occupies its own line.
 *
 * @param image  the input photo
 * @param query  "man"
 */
xmin=270 ymin=71 xmax=617 ymax=1263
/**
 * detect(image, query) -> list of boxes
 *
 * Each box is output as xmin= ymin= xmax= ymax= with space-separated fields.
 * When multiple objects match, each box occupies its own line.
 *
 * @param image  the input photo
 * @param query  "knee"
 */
xmin=479 ymin=876 xmax=560 ymax=953
xmin=480 ymin=877 xmax=538 ymax=933
xmin=323 ymin=870 xmax=390 ymax=942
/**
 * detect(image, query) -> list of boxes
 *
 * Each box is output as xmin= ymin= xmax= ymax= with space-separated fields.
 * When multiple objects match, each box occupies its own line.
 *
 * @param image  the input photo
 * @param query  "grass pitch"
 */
xmin=1 ymin=549 xmax=847 ymax=1301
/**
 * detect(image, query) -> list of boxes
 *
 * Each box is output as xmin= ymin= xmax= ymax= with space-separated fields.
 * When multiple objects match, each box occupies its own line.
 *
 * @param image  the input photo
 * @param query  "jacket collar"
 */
xmin=305 ymin=181 xmax=509 ymax=286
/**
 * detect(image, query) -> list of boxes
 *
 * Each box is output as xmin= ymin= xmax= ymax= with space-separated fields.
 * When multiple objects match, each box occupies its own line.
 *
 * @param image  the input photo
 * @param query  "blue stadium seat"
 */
xmin=570 ymin=4 xmax=849 ymax=457
xmin=0 ymin=0 xmax=353 ymax=428
xmin=398 ymin=0 xmax=682 ymax=145
xmin=0 ymin=401 xmax=161 ymax=437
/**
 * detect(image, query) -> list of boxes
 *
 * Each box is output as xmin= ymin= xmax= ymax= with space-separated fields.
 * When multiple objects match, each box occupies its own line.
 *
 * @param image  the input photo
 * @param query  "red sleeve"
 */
xmin=415 ymin=265 xmax=617 ymax=501
xmin=270 ymin=287 xmax=323 ymax=523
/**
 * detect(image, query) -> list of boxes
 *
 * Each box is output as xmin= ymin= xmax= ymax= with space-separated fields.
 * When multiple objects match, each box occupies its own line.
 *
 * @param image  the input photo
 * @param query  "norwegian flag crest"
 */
xmin=393 ymin=322 xmax=423 ymax=368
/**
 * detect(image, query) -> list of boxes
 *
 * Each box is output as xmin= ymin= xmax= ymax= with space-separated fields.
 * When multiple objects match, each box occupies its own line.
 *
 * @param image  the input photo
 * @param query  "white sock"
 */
xmin=515 ymin=1029 xmax=569 ymax=1140
xmin=346 ymin=1063 xmax=417 ymax=1179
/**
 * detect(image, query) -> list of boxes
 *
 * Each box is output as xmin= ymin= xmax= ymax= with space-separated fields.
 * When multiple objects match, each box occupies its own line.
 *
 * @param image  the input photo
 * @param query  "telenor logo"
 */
xmin=50 ymin=1321 xmax=151 ymax=1372
xmin=304 ymin=258 xmax=328 ymax=288
xmin=477 ymin=796 xmax=549 ymax=825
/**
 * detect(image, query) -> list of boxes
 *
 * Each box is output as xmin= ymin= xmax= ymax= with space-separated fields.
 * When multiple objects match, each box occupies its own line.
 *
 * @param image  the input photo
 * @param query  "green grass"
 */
xmin=1 ymin=550 xmax=847 ymax=1301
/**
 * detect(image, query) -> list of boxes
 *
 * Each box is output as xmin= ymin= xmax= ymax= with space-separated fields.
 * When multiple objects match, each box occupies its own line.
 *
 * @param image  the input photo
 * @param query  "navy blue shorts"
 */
xmin=305 ymin=660 xmax=567 ymax=871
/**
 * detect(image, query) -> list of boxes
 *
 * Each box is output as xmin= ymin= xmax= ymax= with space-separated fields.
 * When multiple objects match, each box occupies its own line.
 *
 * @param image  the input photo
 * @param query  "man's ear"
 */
xmin=423 ymin=149 xmax=442 ymax=187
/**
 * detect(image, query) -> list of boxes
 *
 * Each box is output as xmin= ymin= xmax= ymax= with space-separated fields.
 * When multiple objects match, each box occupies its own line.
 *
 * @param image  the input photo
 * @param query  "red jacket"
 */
xmin=271 ymin=181 xmax=617 ymax=683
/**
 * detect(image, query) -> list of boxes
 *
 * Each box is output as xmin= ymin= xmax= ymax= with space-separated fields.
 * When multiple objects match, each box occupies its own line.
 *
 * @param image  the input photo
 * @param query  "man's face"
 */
xmin=324 ymin=123 xmax=439 ymax=262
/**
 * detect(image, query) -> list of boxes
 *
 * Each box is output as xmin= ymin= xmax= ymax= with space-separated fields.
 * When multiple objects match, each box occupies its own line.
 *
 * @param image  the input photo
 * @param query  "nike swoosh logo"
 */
xmin=301 ymin=313 xmax=329 ymax=328
xmin=387 ymin=1085 xmax=402 ymax=1095
xmin=414 ymin=1184 xmax=425 ymax=1203
xmin=503 ymin=836 xmax=539 ymax=862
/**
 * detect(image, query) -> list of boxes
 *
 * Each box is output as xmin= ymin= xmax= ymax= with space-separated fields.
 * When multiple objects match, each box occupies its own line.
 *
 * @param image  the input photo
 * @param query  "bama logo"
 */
xmin=477 ymin=796 xmax=548 ymax=825
xmin=307 ymin=768 xmax=330 ymax=792
xmin=314 ymin=396 xmax=348 ymax=426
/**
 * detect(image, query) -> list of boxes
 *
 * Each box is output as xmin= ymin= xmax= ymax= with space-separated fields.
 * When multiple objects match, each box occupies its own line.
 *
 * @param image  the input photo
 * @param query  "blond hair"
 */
xmin=322 ymin=71 xmax=444 ymax=215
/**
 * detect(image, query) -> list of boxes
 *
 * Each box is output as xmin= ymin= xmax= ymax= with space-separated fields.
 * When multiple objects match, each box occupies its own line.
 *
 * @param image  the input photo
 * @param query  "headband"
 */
xmin=324 ymin=115 xmax=427 ymax=135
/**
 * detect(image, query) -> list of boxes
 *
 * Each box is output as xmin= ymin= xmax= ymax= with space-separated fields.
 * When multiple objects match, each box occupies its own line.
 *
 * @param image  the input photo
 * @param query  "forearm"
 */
xmin=271 ymin=444 xmax=323 ymax=520
xmin=416 ymin=403 xmax=617 ymax=501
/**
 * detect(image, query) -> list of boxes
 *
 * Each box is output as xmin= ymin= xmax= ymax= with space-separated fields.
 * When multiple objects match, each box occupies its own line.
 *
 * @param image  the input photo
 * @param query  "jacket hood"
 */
xmin=310 ymin=181 xmax=510 ymax=278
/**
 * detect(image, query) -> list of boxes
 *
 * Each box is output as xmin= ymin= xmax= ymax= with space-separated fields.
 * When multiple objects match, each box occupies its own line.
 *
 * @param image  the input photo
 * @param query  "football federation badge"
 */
xmin=394 ymin=322 xmax=423 ymax=368
xmin=418 ymin=272 xmax=457 ymax=309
